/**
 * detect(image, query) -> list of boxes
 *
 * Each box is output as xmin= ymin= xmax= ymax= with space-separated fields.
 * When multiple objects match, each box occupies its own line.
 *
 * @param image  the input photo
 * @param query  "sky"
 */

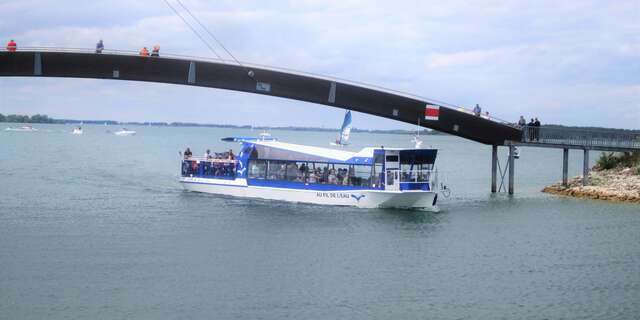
xmin=0 ymin=0 xmax=638 ymax=130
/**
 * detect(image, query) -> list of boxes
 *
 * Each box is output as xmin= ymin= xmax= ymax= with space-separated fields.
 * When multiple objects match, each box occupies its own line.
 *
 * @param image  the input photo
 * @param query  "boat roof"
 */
xmin=224 ymin=137 xmax=436 ymax=165
xmin=253 ymin=139 xmax=371 ymax=161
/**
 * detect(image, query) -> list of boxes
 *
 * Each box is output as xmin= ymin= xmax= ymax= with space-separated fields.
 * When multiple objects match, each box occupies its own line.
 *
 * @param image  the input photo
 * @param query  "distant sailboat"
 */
xmin=330 ymin=110 xmax=352 ymax=147
xmin=410 ymin=119 xmax=424 ymax=148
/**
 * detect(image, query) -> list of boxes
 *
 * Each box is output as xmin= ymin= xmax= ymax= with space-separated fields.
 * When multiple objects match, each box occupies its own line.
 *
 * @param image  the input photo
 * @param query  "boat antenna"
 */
xmin=161 ymin=0 xmax=222 ymax=59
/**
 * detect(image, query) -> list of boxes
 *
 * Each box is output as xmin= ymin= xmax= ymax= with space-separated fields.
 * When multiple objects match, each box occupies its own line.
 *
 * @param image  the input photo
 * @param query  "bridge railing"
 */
xmin=1 ymin=46 xmax=521 ymax=129
xmin=521 ymin=126 xmax=640 ymax=150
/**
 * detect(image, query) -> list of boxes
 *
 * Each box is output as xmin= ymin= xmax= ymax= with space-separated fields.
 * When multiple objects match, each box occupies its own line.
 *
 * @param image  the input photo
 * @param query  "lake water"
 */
xmin=1 ymin=124 xmax=639 ymax=319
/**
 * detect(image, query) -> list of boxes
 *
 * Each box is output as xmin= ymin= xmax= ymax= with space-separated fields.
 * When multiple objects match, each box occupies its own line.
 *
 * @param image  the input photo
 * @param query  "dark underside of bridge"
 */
xmin=0 ymin=51 xmax=521 ymax=145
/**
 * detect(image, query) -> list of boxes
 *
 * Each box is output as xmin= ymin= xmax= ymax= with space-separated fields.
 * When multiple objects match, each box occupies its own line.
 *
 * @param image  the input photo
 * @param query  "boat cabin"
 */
xmin=181 ymin=138 xmax=437 ymax=191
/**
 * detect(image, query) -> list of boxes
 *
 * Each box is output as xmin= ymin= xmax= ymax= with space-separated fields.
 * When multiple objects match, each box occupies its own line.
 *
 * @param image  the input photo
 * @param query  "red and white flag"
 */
xmin=424 ymin=104 xmax=440 ymax=120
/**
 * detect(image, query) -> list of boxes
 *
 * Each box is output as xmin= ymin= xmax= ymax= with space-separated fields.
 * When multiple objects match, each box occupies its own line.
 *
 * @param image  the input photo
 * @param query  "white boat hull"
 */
xmin=179 ymin=177 xmax=438 ymax=211
xmin=114 ymin=131 xmax=136 ymax=136
xmin=5 ymin=127 xmax=37 ymax=132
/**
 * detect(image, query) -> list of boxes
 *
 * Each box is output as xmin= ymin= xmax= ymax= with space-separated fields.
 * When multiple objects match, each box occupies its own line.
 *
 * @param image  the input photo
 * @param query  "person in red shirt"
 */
xmin=6 ymin=39 xmax=17 ymax=52
xmin=139 ymin=47 xmax=149 ymax=57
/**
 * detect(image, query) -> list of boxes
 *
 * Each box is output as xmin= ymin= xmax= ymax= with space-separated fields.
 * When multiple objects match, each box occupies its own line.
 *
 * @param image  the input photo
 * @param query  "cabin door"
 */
xmin=384 ymin=151 xmax=400 ymax=191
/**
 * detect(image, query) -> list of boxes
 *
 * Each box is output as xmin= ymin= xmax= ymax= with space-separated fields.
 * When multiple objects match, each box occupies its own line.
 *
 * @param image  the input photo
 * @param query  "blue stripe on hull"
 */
xmin=247 ymin=178 xmax=378 ymax=191
xmin=179 ymin=180 xmax=247 ymax=187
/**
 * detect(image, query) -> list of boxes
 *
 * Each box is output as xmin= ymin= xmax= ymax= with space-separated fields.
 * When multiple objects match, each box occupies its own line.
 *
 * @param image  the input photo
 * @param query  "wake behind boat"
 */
xmin=180 ymin=136 xmax=440 ymax=211
xmin=5 ymin=125 xmax=38 ymax=132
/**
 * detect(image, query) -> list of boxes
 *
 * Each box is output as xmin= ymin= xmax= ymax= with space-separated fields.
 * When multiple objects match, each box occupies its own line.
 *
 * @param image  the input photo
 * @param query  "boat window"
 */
xmin=266 ymin=160 xmax=287 ymax=180
xmin=248 ymin=160 xmax=267 ymax=179
xmin=372 ymin=163 xmax=383 ymax=187
xmin=386 ymin=155 xmax=399 ymax=162
xmin=351 ymin=165 xmax=373 ymax=187
xmin=245 ymin=160 xmax=376 ymax=188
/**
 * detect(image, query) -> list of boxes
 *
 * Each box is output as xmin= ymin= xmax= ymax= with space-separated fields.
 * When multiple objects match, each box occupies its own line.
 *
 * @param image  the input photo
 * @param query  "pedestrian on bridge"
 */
xmin=527 ymin=118 xmax=535 ymax=141
xmin=473 ymin=104 xmax=482 ymax=116
xmin=6 ymin=39 xmax=17 ymax=52
xmin=139 ymin=47 xmax=149 ymax=57
xmin=95 ymin=39 xmax=104 ymax=53
xmin=518 ymin=116 xmax=526 ymax=127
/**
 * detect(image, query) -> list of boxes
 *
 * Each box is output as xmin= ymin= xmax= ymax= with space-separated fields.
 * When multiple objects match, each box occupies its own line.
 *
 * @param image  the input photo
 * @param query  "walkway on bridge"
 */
xmin=493 ymin=126 xmax=640 ymax=195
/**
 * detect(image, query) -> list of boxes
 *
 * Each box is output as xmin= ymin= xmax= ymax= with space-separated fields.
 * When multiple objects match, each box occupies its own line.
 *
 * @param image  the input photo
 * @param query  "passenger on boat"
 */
xmin=286 ymin=163 xmax=298 ymax=181
xmin=205 ymin=149 xmax=212 ymax=159
xmin=139 ymin=47 xmax=149 ymax=56
xmin=151 ymin=45 xmax=160 ymax=57
xmin=328 ymin=169 xmax=337 ymax=184
xmin=308 ymin=171 xmax=317 ymax=183
xmin=184 ymin=147 xmax=192 ymax=159
xmin=342 ymin=173 xmax=350 ymax=186
xmin=227 ymin=149 xmax=235 ymax=160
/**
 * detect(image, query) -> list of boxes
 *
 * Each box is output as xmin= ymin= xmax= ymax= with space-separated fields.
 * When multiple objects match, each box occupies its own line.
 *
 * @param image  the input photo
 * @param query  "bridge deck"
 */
xmin=0 ymin=48 xmax=522 ymax=146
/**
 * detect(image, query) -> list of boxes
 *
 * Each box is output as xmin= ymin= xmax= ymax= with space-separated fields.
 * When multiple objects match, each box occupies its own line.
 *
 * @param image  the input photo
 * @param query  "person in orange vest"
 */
xmin=139 ymin=47 xmax=149 ymax=56
xmin=6 ymin=39 xmax=17 ymax=52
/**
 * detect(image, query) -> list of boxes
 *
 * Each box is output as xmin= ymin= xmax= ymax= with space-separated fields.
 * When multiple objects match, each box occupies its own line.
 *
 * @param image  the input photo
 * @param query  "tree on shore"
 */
xmin=1 ymin=113 xmax=54 ymax=124
xmin=596 ymin=151 xmax=640 ymax=171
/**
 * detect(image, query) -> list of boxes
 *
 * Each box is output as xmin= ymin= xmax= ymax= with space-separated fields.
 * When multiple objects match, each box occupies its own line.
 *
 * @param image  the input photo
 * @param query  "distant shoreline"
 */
xmin=0 ymin=118 xmax=445 ymax=136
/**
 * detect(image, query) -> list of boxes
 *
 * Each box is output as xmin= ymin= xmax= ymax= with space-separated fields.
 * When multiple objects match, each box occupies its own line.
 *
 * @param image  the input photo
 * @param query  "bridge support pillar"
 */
xmin=508 ymin=145 xmax=515 ymax=195
xmin=491 ymin=145 xmax=498 ymax=193
xmin=583 ymin=149 xmax=589 ymax=186
xmin=562 ymin=148 xmax=569 ymax=186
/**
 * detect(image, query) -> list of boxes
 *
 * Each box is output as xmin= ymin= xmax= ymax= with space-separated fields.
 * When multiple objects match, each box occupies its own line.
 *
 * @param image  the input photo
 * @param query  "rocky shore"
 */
xmin=543 ymin=167 xmax=640 ymax=203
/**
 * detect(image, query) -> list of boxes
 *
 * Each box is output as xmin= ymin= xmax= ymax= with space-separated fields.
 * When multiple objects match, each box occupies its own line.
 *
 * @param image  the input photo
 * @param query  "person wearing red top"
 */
xmin=6 ymin=39 xmax=17 ymax=52
xmin=139 ymin=47 xmax=149 ymax=56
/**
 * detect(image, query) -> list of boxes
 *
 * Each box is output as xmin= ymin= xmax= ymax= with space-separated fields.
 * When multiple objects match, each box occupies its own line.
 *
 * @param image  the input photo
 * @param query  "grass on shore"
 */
xmin=595 ymin=151 xmax=640 ymax=174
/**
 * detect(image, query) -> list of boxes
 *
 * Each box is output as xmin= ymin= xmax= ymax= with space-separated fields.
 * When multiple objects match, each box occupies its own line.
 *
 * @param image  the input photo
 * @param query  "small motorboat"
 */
xmin=5 ymin=125 xmax=38 ymax=132
xmin=72 ymin=127 xmax=83 ymax=135
xmin=114 ymin=128 xmax=136 ymax=136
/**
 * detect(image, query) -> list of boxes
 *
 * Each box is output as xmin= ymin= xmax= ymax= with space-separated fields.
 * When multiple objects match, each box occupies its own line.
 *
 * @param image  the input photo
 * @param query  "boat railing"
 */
xmin=183 ymin=156 xmax=238 ymax=164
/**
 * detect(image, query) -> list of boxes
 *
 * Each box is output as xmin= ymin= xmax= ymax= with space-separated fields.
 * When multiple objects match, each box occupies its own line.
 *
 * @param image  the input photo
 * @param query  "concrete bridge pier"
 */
xmin=508 ymin=145 xmax=515 ymax=195
xmin=491 ymin=145 xmax=498 ymax=193
xmin=583 ymin=149 xmax=590 ymax=186
xmin=562 ymin=148 xmax=569 ymax=186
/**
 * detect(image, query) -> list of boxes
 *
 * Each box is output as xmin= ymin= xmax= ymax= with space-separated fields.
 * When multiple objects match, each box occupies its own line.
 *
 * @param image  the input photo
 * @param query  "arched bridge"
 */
xmin=0 ymin=48 xmax=521 ymax=145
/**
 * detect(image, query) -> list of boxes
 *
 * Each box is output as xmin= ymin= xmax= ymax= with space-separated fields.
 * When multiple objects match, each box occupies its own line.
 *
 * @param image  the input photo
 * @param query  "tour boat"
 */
xmin=114 ymin=128 xmax=136 ymax=136
xmin=5 ymin=126 xmax=38 ymax=132
xmin=179 ymin=136 xmax=441 ymax=211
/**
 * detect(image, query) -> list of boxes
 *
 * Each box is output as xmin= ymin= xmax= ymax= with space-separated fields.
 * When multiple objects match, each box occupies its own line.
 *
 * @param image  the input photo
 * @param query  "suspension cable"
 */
xmin=174 ymin=0 xmax=246 ymax=69
xmin=161 ymin=0 xmax=222 ymax=60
